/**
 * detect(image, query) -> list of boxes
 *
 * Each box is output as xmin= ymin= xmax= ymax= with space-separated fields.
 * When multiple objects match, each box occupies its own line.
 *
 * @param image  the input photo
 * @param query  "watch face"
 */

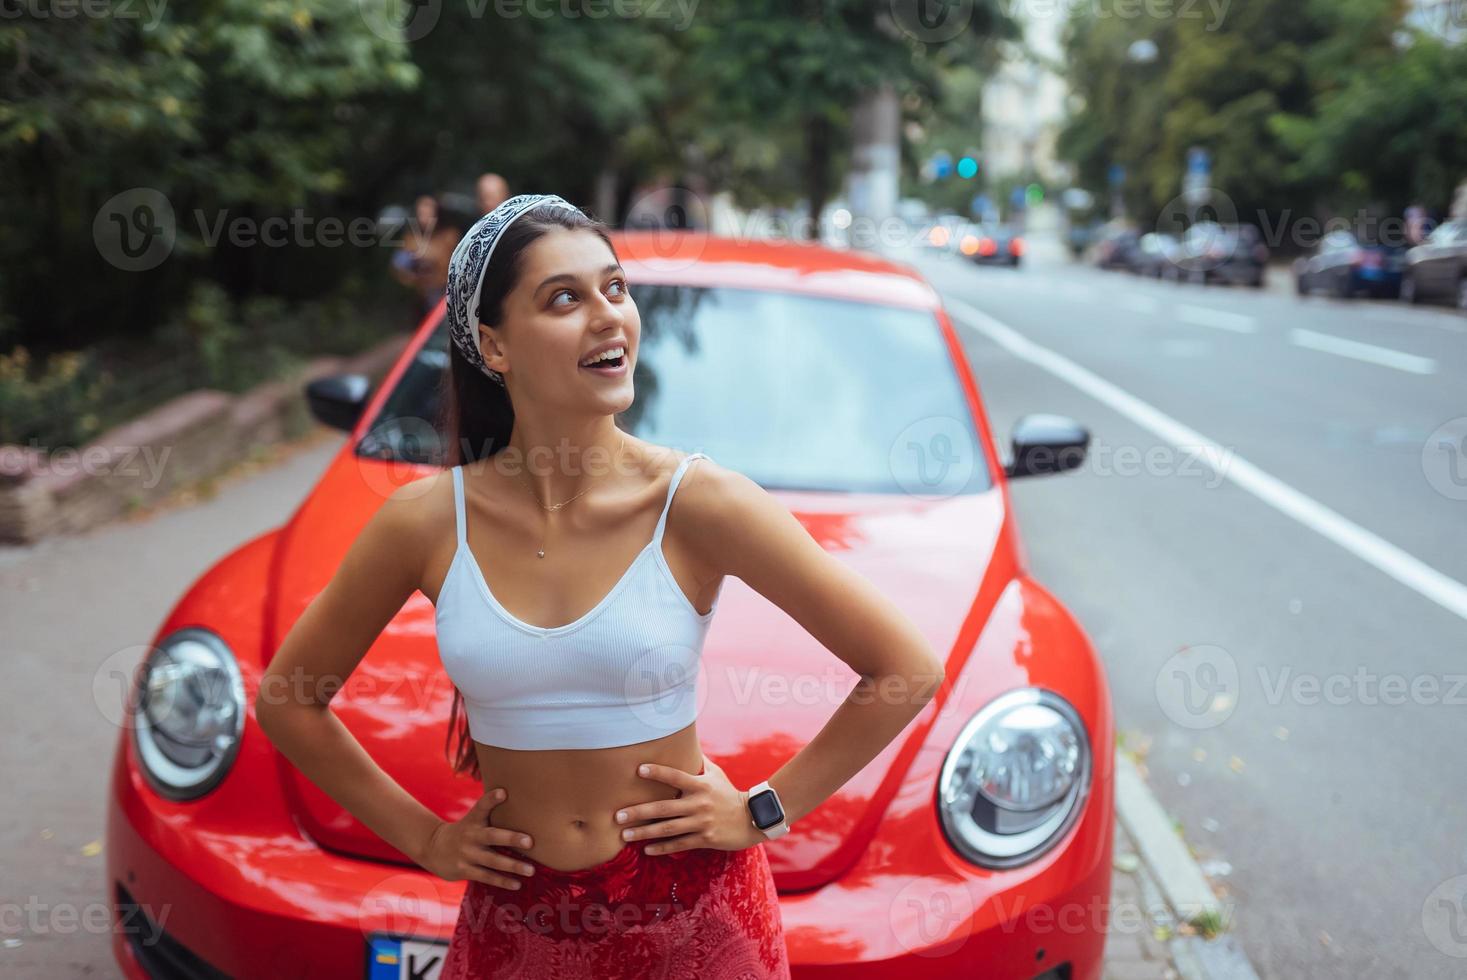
xmin=748 ymin=788 xmax=785 ymax=829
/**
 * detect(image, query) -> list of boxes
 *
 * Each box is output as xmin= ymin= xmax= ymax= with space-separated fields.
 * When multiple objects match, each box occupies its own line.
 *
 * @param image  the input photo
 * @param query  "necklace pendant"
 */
xmin=536 ymin=548 xmax=546 ymax=559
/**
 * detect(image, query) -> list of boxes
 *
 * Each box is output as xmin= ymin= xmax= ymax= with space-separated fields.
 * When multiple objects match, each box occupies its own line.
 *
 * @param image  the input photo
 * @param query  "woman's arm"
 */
xmin=253 ymin=477 xmax=457 ymax=868
xmin=692 ymin=463 xmax=947 ymax=827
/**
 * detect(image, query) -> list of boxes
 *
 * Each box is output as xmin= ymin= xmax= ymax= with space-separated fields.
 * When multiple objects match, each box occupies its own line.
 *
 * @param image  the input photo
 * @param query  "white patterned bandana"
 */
xmin=445 ymin=193 xmax=584 ymax=383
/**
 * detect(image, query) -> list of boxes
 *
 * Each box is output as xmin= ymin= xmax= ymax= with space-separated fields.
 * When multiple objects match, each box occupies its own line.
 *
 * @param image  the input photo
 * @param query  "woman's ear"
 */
xmin=477 ymin=324 xmax=508 ymax=376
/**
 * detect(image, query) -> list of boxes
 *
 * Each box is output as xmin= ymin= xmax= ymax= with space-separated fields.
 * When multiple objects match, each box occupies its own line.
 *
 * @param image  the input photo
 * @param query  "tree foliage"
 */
xmin=1055 ymin=0 xmax=1460 ymax=238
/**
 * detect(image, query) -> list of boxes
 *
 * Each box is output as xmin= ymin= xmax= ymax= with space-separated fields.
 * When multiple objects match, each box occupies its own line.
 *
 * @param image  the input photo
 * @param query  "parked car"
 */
xmin=1093 ymin=225 xmax=1139 ymax=270
xmin=1127 ymin=233 xmax=1183 ymax=279
xmin=1294 ymin=230 xmax=1406 ymax=299
xmin=106 ymin=233 xmax=1114 ymax=979
xmin=1175 ymin=222 xmax=1269 ymax=286
xmin=1401 ymin=219 xmax=1467 ymax=309
xmin=1066 ymin=219 xmax=1103 ymax=260
xmin=958 ymin=222 xmax=1024 ymax=266
xmin=922 ymin=212 xmax=971 ymax=255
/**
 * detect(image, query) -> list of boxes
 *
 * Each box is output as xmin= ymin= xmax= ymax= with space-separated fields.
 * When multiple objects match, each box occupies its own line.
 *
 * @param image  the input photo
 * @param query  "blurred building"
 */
xmin=1407 ymin=0 xmax=1466 ymax=42
xmin=980 ymin=10 xmax=1068 ymax=186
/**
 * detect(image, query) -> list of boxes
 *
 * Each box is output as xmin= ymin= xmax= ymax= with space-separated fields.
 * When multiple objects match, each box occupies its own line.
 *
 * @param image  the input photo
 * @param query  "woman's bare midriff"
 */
xmin=475 ymin=720 xmax=706 ymax=872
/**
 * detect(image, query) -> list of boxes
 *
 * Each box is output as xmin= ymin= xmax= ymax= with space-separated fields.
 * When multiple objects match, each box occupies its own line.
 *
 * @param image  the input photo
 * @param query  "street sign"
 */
xmin=1183 ymin=146 xmax=1211 ymax=207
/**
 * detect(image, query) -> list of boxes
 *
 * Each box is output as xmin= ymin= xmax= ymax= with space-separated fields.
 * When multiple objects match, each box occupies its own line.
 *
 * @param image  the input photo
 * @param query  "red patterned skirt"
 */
xmin=439 ymin=766 xmax=791 ymax=980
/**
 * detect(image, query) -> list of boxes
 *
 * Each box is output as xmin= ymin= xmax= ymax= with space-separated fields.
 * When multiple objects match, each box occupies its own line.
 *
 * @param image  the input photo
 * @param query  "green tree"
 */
xmin=681 ymin=0 xmax=1013 ymax=236
xmin=0 ymin=0 xmax=418 ymax=348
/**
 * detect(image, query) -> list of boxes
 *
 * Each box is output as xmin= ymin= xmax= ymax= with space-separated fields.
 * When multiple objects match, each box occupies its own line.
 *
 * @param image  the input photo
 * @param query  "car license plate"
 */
xmin=367 ymin=933 xmax=449 ymax=980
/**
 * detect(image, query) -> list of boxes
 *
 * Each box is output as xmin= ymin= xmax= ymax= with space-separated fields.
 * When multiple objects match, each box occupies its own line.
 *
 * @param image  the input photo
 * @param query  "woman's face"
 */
xmin=478 ymin=227 xmax=638 ymax=417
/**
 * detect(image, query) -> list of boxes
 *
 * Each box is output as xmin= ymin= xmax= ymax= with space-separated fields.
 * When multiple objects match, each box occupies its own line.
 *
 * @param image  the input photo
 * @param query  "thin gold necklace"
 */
xmin=514 ymin=436 xmax=629 ymax=558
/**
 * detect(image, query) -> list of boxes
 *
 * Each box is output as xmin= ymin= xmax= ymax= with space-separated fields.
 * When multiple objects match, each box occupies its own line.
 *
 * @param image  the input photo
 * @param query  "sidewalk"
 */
xmin=1107 ymin=752 xmax=1261 ymax=980
xmin=1106 ymin=819 xmax=1180 ymax=980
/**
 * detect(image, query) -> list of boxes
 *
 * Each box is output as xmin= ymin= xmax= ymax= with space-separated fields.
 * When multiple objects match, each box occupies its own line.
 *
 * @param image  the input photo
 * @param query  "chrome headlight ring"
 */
xmin=936 ymin=687 xmax=1093 ymax=869
xmin=129 ymin=627 xmax=245 ymax=801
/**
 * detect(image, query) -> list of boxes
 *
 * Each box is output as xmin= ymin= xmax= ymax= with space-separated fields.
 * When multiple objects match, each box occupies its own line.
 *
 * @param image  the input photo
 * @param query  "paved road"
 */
xmin=0 ymin=432 xmax=347 ymax=978
xmin=906 ymin=242 xmax=1467 ymax=979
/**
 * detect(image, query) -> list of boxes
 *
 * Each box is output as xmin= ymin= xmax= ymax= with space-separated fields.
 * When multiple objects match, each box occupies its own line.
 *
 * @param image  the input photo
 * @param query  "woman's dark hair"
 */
xmin=438 ymin=203 xmax=618 ymax=778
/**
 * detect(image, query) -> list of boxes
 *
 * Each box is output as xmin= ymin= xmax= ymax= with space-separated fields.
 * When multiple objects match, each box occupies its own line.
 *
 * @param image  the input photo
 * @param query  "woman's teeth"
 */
xmin=580 ymin=346 xmax=625 ymax=368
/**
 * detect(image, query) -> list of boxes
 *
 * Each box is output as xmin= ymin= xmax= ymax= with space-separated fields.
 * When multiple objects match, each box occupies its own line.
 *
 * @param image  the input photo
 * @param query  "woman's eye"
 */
xmin=551 ymin=289 xmax=575 ymax=307
xmin=607 ymin=279 xmax=627 ymax=297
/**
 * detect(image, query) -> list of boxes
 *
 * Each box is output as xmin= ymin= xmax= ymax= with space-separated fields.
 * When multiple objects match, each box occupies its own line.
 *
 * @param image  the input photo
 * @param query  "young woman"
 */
xmin=256 ymin=194 xmax=945 ymax=978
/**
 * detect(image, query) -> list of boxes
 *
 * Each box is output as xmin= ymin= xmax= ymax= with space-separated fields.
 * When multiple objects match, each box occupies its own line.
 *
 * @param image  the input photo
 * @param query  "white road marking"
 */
xmin=1120 ymin=294 xmax=1161 ymax=315
xmin=1176 ymin=305 xmax=1257 ymax=333
xmin=1288 ymin=328 xmax=1437 ymax=375
xmin=945 ymin=296 xmax=1467 ymax=625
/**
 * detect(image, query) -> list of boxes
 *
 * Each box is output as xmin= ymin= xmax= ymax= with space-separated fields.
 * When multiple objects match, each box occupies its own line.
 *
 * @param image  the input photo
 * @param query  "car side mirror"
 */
xmin=1004 ymin=413 xmax=1090 ymax=479
xmin=305 ymin=373 xmax=372 ymax=433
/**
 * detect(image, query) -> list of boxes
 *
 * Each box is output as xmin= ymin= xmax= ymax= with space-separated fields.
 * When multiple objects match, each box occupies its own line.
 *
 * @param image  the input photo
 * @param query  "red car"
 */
xmin=107 ymin=233 xmax=1113 ymax=979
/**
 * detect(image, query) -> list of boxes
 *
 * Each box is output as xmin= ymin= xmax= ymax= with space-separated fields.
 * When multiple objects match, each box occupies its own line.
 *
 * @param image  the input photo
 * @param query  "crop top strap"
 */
xmin=450 ymin=465 xmax=467 ymax=546
xmin=652 ymin=451 xmax=709 ymax=544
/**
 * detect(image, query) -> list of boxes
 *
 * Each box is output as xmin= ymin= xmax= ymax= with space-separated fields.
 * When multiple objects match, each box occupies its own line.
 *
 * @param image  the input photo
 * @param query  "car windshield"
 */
xmin=358 ymin=283 xmax=992 ymax=494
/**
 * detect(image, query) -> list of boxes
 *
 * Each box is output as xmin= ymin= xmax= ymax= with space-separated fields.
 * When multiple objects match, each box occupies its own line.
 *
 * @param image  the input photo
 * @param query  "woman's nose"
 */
xmin=588 ymin=291 xmax=625 ymax=328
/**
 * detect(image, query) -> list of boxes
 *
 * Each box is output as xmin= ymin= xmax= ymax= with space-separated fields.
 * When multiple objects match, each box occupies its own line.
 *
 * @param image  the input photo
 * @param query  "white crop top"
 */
xmin=434 ymin=451 xmax=723 ymax=750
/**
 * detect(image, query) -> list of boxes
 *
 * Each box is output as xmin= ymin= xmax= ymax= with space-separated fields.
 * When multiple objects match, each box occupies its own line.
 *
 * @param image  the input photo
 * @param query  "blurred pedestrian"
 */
xmin=392 ymin=194 xmax=461 ymax=320
xmin=476 ymin=173 xmax=509 ymax=216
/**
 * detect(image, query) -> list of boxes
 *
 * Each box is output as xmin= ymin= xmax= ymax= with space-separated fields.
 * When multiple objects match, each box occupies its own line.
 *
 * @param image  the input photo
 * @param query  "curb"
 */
xmin=1114 ymin=752 xmax=1262 ymax=980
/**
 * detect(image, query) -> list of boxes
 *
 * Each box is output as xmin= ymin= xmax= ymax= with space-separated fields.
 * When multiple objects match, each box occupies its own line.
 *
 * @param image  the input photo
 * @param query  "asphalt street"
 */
xmin=908 ymin=241 xmax=1467 ymax=979
xmin=0 ymin=432 xmax=348 ymax=977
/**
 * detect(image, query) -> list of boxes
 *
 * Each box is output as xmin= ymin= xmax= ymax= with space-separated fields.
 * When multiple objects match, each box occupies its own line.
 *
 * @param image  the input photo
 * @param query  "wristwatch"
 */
xmin=745 ymin=779 xmax=790 ymax=840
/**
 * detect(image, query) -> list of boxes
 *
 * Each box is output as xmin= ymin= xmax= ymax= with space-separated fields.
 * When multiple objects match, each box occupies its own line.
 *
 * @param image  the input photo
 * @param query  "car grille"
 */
xmin=115 ymin=883 xmax=231 ymax=980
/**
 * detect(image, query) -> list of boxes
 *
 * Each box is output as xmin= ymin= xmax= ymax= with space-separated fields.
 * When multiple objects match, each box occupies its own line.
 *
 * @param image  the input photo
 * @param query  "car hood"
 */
xmin=265 ymin=454 xmax=1009 ymax=890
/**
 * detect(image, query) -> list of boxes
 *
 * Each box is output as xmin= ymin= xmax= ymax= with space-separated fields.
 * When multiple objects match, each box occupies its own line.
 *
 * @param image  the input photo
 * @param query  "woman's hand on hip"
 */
xmin=615 ymin=757 xmax=767 ymax=854
xmin=420 ymin=786 xmax=539 ymax=888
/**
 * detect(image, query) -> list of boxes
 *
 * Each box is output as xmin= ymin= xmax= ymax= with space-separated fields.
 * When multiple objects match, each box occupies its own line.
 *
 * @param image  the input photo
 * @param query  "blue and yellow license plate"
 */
xmin=366 ymin=933 xmax=450 ymax=980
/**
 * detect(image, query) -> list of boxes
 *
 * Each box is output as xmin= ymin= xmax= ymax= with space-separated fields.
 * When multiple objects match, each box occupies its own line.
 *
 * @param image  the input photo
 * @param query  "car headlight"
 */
xmin=937 ymin=687 xmax=1091 ymax=868
xmin=130 ymin=628 xmax=244 ymax=800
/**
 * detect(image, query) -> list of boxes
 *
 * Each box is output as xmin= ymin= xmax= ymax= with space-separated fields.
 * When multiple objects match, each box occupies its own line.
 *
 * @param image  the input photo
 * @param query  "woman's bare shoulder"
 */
xmin=361 ymin=468 xmax=457 ymax=567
